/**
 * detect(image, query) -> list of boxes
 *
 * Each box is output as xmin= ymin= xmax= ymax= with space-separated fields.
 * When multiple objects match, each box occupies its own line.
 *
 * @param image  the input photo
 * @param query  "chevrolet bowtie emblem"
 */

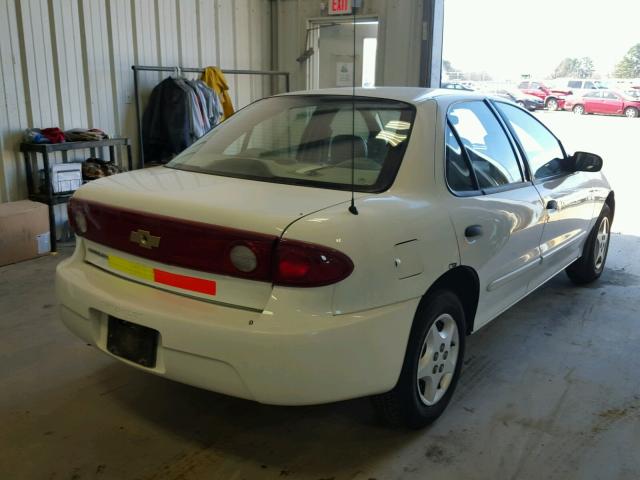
xmin=129 ymin=229 xmax=161 ymax=249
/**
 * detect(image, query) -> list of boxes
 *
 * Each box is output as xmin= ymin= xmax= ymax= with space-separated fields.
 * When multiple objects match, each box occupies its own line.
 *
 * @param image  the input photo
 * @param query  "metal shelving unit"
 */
xmin=20 ymin=138 xmax=133 ymax=252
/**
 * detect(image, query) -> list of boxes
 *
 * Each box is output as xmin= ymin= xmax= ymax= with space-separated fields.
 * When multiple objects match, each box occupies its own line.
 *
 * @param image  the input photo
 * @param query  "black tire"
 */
xmin=573 ymin=104 xmax=585 ymax=115
xmin=546 ymin=98 xmax=559 ymax=111
xmin=566 ymin=203 xmax=612 ymax=284
xmin=517 ymin=101 xmax=526 ymax=109
xmin=372 ymin=290 xmax=466 ymax=429
xmin=624 ymin=107 xmax=638 ymax=118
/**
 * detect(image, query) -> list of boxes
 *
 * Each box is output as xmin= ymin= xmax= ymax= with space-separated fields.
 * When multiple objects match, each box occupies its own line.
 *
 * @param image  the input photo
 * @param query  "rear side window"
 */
xmin=445 ymin=124 xmax=476 ymax=192
xmin=495 ymin=102 xmax=569 ymax=180
xmin=448 ymin=101 xmax=523 ymax=189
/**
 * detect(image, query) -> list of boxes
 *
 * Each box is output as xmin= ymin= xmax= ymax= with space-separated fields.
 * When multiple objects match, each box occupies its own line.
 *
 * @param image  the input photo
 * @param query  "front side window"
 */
xmin=495 ymin=102 xmax=569 ymax=180
xmin=168 ymin=96 xmax=415 ymax=192
xmin=603 ymin=91 xmax=620 ymax=100
xmin=448 ymin=101 xmax=523 ymax=189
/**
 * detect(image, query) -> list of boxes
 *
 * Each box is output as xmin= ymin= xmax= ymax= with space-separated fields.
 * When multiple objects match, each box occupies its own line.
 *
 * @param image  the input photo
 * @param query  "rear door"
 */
xmin=583 ymin=91 xmax=603 ymax=113
xmin=445 ymin=100 xmax=546 ymax=328
xmin=493 ymin=102 xmax=594 ymax=290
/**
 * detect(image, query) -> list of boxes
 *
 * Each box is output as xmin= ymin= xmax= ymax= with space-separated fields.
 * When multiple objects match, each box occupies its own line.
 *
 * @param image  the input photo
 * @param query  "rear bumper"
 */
xmin=56 ymin=247 xmax=417 ymax=405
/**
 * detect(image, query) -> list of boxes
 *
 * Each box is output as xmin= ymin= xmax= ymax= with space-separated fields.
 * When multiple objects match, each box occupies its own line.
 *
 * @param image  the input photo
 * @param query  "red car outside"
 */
xmin=564 ymin=90 xmax=640 ymax=118
xmin=518 ymin=80 xmax=569 ymax=111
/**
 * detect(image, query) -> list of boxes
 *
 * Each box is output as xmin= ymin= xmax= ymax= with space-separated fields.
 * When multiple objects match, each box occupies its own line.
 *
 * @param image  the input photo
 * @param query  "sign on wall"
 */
xmin=336 ymin=62 xmax=354 ymax=87
xmin=328 ymin=0 xmax=352 ymax=15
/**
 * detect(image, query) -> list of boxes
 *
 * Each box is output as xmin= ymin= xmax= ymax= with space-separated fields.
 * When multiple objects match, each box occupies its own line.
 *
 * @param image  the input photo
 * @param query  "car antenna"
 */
xmin=348 ymin=5 xmax=359 ymax=215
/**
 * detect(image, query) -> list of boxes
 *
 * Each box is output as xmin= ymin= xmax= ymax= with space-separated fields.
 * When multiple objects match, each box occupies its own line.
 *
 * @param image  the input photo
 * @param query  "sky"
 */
xmin=443 ymin=0 xmax=640 ymax=80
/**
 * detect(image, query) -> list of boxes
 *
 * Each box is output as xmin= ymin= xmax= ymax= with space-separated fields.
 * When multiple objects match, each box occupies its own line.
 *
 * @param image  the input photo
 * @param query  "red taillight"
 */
xmin=68 ymin=198 xmax=353 ymax=287
xmin=273 ymin=239 xmax=354 ymax=287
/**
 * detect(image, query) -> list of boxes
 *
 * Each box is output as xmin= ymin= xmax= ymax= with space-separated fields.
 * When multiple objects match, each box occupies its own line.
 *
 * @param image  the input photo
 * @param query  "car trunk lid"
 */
xmin=72 ymin=167 xmax=357 ymax=311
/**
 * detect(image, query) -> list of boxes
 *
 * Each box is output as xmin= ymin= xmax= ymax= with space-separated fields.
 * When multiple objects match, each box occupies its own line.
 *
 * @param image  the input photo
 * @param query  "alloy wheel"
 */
xmin=416 ymin=314 xmax=459 ymax=406
xmin=625 ymin=108 xmax=638 ymax=118
xmin=547 ymin=99 xmax=558 ymax=111
xmin=594 ymin=216 xmax=610 ymax=271
xmin=573 ymin=105 xmax=584 ymax=115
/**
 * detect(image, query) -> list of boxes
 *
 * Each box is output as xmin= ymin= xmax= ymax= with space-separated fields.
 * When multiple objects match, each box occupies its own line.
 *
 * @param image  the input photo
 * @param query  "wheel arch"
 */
xmin=605 ymin=190 xmax=615 ymax=219
xmin=421 ymin=266 xmax=480 ymax=335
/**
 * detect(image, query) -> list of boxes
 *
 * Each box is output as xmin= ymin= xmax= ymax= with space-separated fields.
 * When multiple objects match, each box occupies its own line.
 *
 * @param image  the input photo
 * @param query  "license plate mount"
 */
xmin=107 ymin=317 xmax=159 ymax=368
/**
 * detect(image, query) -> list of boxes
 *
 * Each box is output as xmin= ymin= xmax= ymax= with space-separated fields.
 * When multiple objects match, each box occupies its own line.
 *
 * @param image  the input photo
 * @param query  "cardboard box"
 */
xmin=0 ymin=201 xmax=51 ymax=267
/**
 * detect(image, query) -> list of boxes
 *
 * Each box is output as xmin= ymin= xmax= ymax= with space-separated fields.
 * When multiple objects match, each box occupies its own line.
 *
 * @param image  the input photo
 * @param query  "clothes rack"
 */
xmin=132 ymin=65 xmax=291 ymax=168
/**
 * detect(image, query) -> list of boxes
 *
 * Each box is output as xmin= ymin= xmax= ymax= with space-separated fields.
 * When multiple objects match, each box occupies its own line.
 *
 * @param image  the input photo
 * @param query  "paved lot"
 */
xmin=1 ymin=112 xmax=639 ymax=480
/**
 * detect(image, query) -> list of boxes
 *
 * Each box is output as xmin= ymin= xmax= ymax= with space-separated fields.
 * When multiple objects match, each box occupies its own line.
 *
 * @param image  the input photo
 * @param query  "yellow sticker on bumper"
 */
xmin=108 ymin=255 xmax=154 ymax=281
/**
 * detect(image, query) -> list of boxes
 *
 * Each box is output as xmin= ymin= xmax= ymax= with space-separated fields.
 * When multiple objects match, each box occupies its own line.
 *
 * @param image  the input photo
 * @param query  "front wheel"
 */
xmin=546 ymin=98 xmax=559 ymax=111
xmin=566 ymin=204 xmax=612 ymax=284
xmin=573 ymin=104 xmax=585 ymax=115
xmin=624 ymin=107 xmax=638 ymax=118
xmin=372 ymin=290 xmax=466 ymax=428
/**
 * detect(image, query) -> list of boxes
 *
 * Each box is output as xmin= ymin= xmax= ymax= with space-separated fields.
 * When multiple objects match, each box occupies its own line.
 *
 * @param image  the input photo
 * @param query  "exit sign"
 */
xmin=329 ymin=0 xmax=352 ymax=15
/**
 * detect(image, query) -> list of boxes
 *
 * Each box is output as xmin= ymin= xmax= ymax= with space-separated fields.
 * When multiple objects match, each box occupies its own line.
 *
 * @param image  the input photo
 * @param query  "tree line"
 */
xmin=443 ymin=43 xmax=640 ymax=82
xmin=552 ymin=44 xmax=640 ymax=79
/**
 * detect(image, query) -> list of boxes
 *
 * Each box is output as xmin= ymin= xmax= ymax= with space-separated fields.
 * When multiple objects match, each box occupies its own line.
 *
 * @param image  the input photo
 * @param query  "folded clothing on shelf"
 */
xmin=24 ymin=128 xmax=63 ymax=144
xmin=82 ymin=157 xmax=122 ymax=181
xmin=24 ymin=128 xmax=49 ymax=144
xmin=64 ymin=128 xmax=109 ymax=142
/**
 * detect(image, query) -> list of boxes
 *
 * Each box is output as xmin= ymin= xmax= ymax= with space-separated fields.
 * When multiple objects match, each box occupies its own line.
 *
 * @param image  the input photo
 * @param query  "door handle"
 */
xmin=464 ymin=225 xmax=483 ymax=238
xmin=546 ymin=200 xmax=559 ymax=210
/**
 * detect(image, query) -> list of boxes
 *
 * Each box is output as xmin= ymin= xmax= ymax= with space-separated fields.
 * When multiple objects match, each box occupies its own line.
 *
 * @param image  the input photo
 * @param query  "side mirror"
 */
xmin=572 ymin=151 xmax=603 ymax=172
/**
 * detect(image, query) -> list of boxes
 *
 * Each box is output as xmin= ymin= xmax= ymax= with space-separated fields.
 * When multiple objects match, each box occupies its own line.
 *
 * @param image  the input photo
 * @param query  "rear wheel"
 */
xmin=546 ymin=98 xmax=559 ymax=111
xmin=624 ymin=107 xmax=638 ymax=118
xmin=566 ymin=204 xmax=611 ymax=284
xmin=372 ymin=290 xmax=466 ymax=429
xmin=573 ymin=104 xmax=585 ymax=115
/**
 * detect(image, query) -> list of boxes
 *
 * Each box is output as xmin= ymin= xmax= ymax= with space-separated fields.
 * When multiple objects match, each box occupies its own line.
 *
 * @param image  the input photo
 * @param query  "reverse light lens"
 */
xmin=229 ymin=244 xmax=258 ymax=273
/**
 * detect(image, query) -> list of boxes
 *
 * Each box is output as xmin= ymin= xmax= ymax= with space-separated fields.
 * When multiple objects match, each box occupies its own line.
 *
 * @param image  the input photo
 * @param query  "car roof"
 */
xmin=279 ymin=87 xmax=485 ymax=105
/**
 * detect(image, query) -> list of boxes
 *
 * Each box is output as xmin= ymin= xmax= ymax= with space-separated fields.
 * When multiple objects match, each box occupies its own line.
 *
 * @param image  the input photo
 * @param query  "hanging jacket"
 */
xmin=201 ymin=67 xmax=234 ymax=120
xmin=142 ymin=77 xmax=192 ymax=163
xmin=194 ymin=80 xmax=223 ymax=127
xmin=174 ymin=78 xmax=206 ymax=139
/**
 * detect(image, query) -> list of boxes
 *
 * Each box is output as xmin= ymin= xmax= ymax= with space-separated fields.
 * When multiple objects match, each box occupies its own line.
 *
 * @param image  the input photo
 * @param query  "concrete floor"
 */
xmin=2 ymin=114 xmax=640 ymax=480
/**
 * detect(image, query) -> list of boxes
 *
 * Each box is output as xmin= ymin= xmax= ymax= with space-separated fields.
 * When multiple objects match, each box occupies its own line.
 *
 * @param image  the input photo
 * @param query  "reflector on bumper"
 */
xmin=108 ymin=255 xmax=217 ymax=296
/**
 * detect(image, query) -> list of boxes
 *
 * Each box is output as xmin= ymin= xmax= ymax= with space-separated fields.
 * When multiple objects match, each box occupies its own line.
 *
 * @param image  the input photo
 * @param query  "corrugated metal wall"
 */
xmin=0 ymin=0 xmax=273 ymax=203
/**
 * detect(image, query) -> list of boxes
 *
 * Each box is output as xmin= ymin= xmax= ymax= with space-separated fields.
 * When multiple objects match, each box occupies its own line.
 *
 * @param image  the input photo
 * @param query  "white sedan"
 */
xmin=57 ymin=88 xmax=614 ymax=428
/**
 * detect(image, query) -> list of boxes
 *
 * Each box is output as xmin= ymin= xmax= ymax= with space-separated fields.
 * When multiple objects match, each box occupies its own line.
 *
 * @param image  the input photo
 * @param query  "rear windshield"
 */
xmin=166 ymin=95 xmax=416 ymax=192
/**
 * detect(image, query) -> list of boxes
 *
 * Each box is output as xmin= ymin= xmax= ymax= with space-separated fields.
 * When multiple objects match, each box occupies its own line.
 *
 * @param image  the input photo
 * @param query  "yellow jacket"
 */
xmin=201 ymin=67 xmax=234 ymax=120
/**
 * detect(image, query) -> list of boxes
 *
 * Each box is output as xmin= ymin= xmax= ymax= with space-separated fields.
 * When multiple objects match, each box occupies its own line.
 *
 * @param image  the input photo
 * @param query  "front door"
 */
xmin=492 ymin=101 xmax=594 ymax=289
xmin=600 ymin=91 xmax=624 ymax=115
xmin=444 ymin=101 xmax=546 ymax=329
